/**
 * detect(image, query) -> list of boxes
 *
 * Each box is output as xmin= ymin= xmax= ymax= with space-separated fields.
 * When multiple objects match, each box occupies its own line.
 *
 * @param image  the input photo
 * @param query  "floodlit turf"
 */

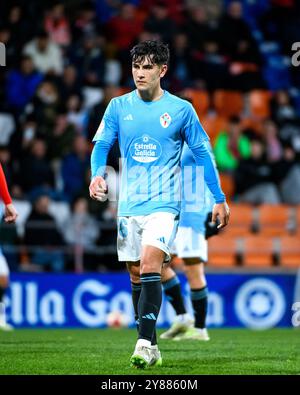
xmin=0 ymin=328 xmax=299 ymax=375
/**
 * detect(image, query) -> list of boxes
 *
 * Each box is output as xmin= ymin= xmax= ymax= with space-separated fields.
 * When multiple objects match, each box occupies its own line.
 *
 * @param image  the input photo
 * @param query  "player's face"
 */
xmin=132 ymin=57 xmax=167 ymax=92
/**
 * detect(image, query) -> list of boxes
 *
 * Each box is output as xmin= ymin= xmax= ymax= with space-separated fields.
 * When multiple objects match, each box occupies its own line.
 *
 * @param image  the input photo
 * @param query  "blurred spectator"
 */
xmin=24 ymin=194 xmax=65 ymax=272
xmin=61 ymin=135 xmax=90 ymax=201
xmin=106 ymin=3 xmax=143 ymax=51
xmin=144 ymin=2 xmax=176 ymax=44
xmin=66 ymin=94 xmax=88 ymax=135
xmin=58 ymin=65 xmax=81 ymax=97
xmin=271 ymin=90 xmax=298 ymax=125
xmin=27 ymin=80 xmax=61 ymax=137
xmin=0 ymin=110 xmax=15 ymax=146
xmin=169 ymin=33 xmax=193 ymax=90
xmin=218 ymin=1 xmax=255 ymax=57
xmin=190 ymin=39 xmax=229 ymax=91
xmin=214 ymin=116 xmax=251 ymax=172
xmin=6 ymin=5 xmax=32 ymax=55
xmin=234 ymin=137 xmax=280 ymax=204
xmin=72 ymin=2 xmax=99 ymax=41
xmin=64 ymin=196 xmax=100 ymax=270
xmin=263 ymin=119 xmax=283 ymax=163
xmin=274 ymin=145 xmax=300 ymax=204
xmin=67 ymin=33 xmax=106 ymax=86
xmin=47 ymin=108 xmax=76 ymax=159
xmin=23 ymin=30 xmax=64 ymax=75
xmin=18 ymin=138 xmax=55 ymax=196
xmin=6 ymin=55 xmax=43 ymax=114
xmin=44 ymin=2 xmax=71 ymax=47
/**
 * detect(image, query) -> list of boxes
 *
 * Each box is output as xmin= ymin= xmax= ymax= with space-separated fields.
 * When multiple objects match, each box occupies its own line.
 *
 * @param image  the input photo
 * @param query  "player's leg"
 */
xmin=118 ymin=215 xmax=164 ymax=368
xmin=0 ymin=251 xmax=13 ymax=331
xmin=160 ymin=265 xmax=193 ymax=339
xmin=130 ymin=245 xmax=164 ymax=368
xmin=174 ymin=258 xmax=210 ymax=341
xmin=130 ymin=212 xmax=178 ymax=368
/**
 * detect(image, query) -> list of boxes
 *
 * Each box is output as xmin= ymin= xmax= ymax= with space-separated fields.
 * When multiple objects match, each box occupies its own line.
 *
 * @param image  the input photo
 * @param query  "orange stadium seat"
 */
xmin=202 ymin=115 xmax=228 ymax=143
xmin=219 ymin=173 xmax=235 ymax=202
xmin=242 ymin=235 xmax=275 ymax=267
xmin=213 ymin=90 xmax=244 ymax=118
xmin=258 ymin=204 xmax=291 ymax=235
xmin=208 ymin=236 xmax=237 ymax=267
xmin=296 ymin=206 xmax=300 ymax=233
xmin=279 ymin=235 xmax=300 ymax=268
xmin=249 ymin=90 xmax=271 ymax=118
xmin=221 ymin=204 xmax=254 ymax=236
xmin=181 ymin=89 xmax=210 ymax=117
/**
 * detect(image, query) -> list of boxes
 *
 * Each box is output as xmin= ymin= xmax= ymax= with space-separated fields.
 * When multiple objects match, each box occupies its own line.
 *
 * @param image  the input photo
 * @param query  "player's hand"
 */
xmin=4 ymin=203 xmax=18 ymax=224
xmin=211 ymin=202 xmax=230 ymax=229
xmin=89 ymin=176 xmax=108 ymax=201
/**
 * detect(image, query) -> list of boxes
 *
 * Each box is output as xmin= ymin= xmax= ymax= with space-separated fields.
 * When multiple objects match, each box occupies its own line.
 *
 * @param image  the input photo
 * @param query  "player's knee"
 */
xmin=140 ymin=258 xmax=162 ymax=275
xmin=126 ymin=262 xmax=140 ymax=283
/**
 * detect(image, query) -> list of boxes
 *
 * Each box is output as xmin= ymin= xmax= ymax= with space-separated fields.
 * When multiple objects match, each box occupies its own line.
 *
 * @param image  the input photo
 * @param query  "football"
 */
xmin=106 ymin=311 xmax=129 ymax=328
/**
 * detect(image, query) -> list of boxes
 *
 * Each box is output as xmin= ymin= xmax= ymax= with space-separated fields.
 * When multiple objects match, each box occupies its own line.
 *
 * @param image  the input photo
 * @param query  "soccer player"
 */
xmin=0 ymin=164 xmax=18 ymax=331
xmin=89 ymin=41 xmax=230 ymax=368
xmin=160 ymin=144 xmax=217 ymax=341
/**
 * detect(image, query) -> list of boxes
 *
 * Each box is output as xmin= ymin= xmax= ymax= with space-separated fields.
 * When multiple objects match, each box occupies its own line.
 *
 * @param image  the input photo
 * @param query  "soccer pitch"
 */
xmin=0 ymin=328 xmax=299 ymax=375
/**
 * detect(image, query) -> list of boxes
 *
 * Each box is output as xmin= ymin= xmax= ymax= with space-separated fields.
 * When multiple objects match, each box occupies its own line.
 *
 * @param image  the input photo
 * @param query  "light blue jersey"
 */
xmin=91 ymin=90 xmax=225 ymax=217
xmin=180 ymin=144 xmax=215 ymax=233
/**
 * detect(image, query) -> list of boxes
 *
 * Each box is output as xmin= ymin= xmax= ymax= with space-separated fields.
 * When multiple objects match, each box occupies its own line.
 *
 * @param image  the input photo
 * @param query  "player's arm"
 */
xmin=0 ymin=164 xmax=18 ymax=224
xmin=89 ymin=99 xmax=118 ymax=202
xmin=182 ymin=105 xmax=230 ymax=229
xmin=190 ymin=141 xmax=229 ymax=229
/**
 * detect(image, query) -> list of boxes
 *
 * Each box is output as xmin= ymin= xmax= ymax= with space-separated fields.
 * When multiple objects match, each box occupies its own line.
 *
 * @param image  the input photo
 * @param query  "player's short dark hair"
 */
xmin=130 ymin=40 xmax=170 ymax=66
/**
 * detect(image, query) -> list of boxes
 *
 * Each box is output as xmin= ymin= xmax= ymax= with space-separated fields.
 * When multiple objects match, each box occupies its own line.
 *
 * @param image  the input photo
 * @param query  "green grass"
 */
xmin=0 ymin=328 xmax=299 ymax=375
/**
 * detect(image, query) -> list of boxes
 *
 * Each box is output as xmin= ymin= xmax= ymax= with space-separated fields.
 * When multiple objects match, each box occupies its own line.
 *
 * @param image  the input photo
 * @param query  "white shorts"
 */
xmin=0 ymin=250 xmax=9 ymax=276
xmin=171 ymin=226 xmax=208 ymax=262
xmin=117 ymin=212 xmax=179 ymax=262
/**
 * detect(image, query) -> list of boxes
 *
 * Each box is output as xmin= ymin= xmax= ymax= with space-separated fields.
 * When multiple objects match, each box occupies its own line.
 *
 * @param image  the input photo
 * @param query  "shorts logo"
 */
xmin=130 ymin=134 xmax=162 ymax=163
xmin=157 ymin=237 xmax=165 ymax=244
xmin=160 ymin=113 xmax=171 ymax=128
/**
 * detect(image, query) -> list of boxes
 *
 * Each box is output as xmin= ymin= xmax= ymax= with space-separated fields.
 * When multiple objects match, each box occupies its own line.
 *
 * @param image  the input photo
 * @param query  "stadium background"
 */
xmin=0 ymin=0 xmax=299 ymax=331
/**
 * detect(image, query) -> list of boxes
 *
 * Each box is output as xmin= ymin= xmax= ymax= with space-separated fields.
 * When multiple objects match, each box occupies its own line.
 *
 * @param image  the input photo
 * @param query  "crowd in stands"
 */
xmin=0 ymin=0 xmax=300 ymax=272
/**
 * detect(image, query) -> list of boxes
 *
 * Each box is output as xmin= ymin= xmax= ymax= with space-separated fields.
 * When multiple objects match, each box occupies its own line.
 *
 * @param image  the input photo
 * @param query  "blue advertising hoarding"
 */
xmin=5 ymin=273 xmax=297 ymax=329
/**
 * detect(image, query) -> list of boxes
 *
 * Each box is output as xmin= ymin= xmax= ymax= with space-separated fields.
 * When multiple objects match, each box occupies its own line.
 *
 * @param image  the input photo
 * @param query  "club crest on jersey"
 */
xmin=160 ymin=113 xmax=171 ymax=128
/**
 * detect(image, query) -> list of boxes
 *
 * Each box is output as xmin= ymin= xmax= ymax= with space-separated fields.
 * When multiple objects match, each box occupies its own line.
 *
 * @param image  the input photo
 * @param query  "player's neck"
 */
xmin=137 ymin=87 xmax=164 ymax=102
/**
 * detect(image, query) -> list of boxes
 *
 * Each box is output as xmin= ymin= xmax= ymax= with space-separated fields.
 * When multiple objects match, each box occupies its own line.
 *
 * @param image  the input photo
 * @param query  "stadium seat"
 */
xmin=202 ymin=115 xmax=228 ymax=143
xmin=219 ymin=173 xmax=235 ymax=202
xmin=221 ymin=204 xmax=255 ymax=236
xmin=49 ymin=201 xmax=71 ymax=232
xmin=249 ymin=90 xmax=271 ymax=118
xmin=242 ymin=235 xmax=275 ymax=267
xmin=13 ymin=200 xmax=32 ymax=237
xmin=181 ymin=89 xmax=210 ymax=117
xmin=279 ymin=235 xmax=300 ymax=268
xmin=213 ymin=90 xmax=244 ymax=118
xmin=258 ymin=204 xmax=291 ymax=236
xmin=208 ymin=236 xmax=238 ymax=267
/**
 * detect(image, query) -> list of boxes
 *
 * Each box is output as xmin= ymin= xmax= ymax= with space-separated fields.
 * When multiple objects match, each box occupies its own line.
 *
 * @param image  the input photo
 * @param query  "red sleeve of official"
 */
xmin=0 ymin=163 xmax=12 ymax=205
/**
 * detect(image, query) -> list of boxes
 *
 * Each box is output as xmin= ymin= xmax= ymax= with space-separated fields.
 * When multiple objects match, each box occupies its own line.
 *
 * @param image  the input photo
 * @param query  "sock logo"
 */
xmin=142 ymin=313 xmax=156 ymax=320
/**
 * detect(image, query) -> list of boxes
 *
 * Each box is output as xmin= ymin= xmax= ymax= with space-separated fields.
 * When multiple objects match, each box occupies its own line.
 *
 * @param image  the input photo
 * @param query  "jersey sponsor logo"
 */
xmin=94 ymin=119 xmax=105 ymax=139
xmin=160 ymin=112 xmax=171 ymax=128
xmin=130 ymin=134 xmax=162 ymax=163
